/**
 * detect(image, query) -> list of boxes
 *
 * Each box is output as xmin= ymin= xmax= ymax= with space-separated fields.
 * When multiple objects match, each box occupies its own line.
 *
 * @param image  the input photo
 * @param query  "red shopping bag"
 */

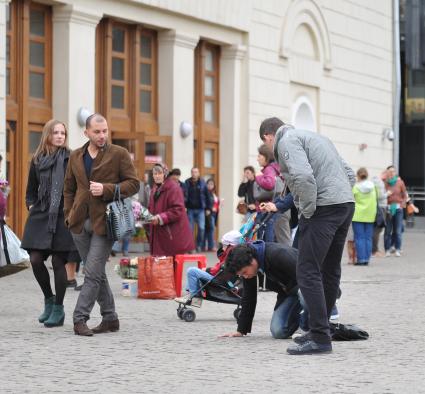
xmin=137 ymin=256 xmax=176 ymax=299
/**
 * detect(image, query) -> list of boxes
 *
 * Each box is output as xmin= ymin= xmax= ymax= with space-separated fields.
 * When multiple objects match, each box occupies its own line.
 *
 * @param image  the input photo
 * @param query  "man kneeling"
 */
xmin=221 ymin=241 xmax=307 ymax=340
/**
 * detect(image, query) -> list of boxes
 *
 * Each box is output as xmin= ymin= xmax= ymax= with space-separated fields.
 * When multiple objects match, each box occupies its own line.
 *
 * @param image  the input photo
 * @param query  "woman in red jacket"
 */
xmin=148 ymin=163 xmax=194 ymax=256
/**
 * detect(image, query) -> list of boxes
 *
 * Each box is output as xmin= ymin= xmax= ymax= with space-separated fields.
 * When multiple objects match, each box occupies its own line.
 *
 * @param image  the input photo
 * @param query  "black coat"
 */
xmin=21 ymin=155 xmax=77 ymax=252
xmin=237 ymin=242 xmax=298 ymax=335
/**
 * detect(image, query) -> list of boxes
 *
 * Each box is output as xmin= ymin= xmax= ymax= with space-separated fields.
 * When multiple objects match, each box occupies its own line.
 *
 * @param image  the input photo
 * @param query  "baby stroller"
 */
xmin=175 ymin=215 xmax=274 ymax=322
xmin=176 ymin=267 xmax=243 ymax=323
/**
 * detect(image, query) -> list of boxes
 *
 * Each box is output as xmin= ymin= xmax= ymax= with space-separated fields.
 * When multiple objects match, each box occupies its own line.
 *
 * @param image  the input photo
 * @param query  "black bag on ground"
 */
xmin=330 ymin=322 xmax=369 ymax=341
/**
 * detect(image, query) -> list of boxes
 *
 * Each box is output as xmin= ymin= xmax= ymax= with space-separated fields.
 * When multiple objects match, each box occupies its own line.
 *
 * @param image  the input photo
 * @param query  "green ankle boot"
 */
xmin=44 ymin=304 xmax=65 ymax=327
xmin=38 ymin=296 xmax=55 ymax=323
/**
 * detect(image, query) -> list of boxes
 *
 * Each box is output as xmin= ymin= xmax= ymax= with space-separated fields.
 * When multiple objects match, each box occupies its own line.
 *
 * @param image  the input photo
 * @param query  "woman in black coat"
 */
xmin=21 ymin=119 xmax=78 ymax=328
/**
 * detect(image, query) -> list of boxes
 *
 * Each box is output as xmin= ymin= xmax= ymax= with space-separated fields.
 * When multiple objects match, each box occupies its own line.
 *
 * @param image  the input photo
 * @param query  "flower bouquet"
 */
xmin=114 ymin=257 xmax=139 ymax=280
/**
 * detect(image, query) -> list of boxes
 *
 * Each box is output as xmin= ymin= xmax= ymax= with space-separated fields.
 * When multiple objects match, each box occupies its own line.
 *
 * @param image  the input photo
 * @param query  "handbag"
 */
xmin=0 ymin=222 xmax=30 ymax=267
xmin=105 ymin=184 xmax=135 ymax=241
xmin=253 ymin=176 xmax=285 ymax=202
xmin=330 ymin=322 xmax=369 ymax=341
xmin=137 ymin=256 xmax=176 ymax=299
xmin=236 ymin=201 xmax=248 ymax=215
xmin=375 ymin=205 xmax=386 ymax=228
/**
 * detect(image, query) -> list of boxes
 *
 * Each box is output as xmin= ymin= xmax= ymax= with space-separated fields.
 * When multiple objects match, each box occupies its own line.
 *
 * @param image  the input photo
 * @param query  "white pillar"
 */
xmin=158 ymin=30 xmax=198 ymax=177
xmin=52 ymin=5 xmax=101 ymax=149
xmin=219 ymin=45 xmax=247 ymax=236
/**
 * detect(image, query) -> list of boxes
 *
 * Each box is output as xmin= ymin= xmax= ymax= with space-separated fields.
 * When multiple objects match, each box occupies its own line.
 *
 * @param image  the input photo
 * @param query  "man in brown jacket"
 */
xmin=64 ymin=114 xmax=139 ymax=336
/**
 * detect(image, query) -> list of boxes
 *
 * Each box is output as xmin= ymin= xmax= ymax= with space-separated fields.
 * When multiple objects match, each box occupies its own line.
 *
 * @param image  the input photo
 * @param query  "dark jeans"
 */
xmin=270 ymin=294 xmax=302 ymax=339
xmin=297 ymin=203 xmax=354 ymax=344
xmin=255 ymin=212 xmax=276 ymax=242
xmin=187 ymin=208 xmax=205 ymax=249
xmin=372 ymin=225 xmax=384 ymax=254
xmin=384 ymin=209 xmax=403 ymax=251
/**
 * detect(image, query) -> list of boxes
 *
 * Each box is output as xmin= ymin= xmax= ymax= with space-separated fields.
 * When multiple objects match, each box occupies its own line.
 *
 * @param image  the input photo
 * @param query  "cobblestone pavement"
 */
xmin=1 ymin=231 xmax=425 ymax=393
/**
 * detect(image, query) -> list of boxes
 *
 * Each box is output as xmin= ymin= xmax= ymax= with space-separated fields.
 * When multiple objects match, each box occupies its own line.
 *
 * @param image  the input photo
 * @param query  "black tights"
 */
xmin=30 ymin=251 xmax=68 ymax=305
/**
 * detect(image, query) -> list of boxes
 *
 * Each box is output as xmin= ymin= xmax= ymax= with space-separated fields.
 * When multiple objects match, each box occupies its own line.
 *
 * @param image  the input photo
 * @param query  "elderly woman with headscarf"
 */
xmin=147 ymin=163 xmax=194 ymax=256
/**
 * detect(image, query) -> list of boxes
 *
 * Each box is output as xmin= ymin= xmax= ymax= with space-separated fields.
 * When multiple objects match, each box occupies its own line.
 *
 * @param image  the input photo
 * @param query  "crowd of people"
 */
xmin=0 ymin=111 xmax=420 ymax=356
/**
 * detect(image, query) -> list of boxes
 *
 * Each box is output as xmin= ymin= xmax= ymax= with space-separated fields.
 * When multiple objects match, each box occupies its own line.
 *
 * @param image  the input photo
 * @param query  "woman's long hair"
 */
xmin=33 ymin=119 xmax=69 ymax=161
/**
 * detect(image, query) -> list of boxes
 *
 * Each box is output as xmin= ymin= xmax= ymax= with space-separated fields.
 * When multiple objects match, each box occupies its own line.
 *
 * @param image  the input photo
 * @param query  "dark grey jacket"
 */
xmin=273 ymin=126 xmax=355 ymax=219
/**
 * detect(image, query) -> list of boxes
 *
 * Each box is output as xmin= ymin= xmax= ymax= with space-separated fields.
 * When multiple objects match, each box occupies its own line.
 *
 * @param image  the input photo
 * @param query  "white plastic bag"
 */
xmin=0 ymin=224 xmax=30 ymax=267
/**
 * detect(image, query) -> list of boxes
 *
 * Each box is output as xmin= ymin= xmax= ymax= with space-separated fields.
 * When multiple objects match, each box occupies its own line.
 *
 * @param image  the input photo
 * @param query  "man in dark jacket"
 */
xmin=220 ymin=241 xmax=306 ymax=340
xmin=184 ymin=167 xmax=208 ymax=251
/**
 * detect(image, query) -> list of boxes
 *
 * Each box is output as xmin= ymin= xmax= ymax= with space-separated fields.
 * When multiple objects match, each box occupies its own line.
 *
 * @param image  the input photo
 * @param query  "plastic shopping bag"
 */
xmin=0 ymin=223 xmax=30 ymax=267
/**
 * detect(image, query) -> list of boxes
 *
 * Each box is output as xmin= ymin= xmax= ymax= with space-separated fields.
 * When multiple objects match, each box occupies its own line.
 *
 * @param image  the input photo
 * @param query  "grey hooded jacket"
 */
xmin=273 ymin=126 xmax=355 ymax=219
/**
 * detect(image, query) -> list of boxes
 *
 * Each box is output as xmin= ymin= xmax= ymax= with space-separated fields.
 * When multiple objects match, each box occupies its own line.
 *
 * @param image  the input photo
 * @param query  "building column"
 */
xmin=0 ymin=1 xmax=8 ymax=169
xmin=158 ymin=30 xmax=199 ymax=176
xmin=52 ymin=5 xmax=101 ymax=149
xmin=219 ymin=45 xmax=247 ymax=235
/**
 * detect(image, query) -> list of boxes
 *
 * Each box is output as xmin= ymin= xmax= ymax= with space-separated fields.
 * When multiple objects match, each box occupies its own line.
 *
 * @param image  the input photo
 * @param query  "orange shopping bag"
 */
xmin=137 ymin=256 xmax=176 ymax=299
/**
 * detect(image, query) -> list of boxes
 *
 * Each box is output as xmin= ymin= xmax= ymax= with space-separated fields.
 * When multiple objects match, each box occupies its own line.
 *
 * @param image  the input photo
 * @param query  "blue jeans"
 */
xmin=270 ymin=294 xmax=302 ymax=339
xmin=203 ymin=214 xmax=216 ymax=250
xmin=255 ymin=212 xmax=276 ymax=242
xmin=186 ymin=267 xmax=213 ymax=296
xmin=187 ymin=209 xmax=205 ymax=249
xmin=384 ymin=209 xmax=403 ymax=251
xmin=112 ymin=237 xmax=130 ymax=254
xmin=352 ymin=222 xmax=374 ymax=263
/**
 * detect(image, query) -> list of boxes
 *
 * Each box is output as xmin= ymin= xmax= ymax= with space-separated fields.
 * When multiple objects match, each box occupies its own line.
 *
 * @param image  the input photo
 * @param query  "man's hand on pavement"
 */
xmin=219 ymin=331 xmax=244 ymax=338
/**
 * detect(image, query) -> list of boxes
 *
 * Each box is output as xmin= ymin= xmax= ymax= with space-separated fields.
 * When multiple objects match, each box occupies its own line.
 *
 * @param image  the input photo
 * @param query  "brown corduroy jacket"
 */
xmin=63 ymin=142 xmax=140 ymax=235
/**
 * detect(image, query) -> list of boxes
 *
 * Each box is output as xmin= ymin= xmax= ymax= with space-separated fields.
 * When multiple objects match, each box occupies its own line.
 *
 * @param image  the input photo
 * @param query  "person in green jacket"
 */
xmin=352 ymin=168 xmax=377 ymax=265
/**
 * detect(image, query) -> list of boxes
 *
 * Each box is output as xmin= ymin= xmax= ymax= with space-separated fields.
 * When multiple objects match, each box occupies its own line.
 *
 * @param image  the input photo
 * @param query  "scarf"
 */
xmin=387 ymin=176 xmax=398 ymax=187
xmin=36 ymin=148 xmax=67 ymax=233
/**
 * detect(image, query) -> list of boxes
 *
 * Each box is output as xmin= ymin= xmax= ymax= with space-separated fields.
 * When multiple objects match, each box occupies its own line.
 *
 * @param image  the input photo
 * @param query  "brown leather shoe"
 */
xmin=74 ymin=321 xmax=94 ymax=336
xmin=92 ymin=319 xmax=120 ymax=334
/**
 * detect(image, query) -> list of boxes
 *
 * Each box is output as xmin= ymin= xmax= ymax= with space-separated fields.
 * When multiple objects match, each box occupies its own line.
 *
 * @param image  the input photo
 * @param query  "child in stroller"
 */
xmin=174 ymin=230 xmax=243 ymax=322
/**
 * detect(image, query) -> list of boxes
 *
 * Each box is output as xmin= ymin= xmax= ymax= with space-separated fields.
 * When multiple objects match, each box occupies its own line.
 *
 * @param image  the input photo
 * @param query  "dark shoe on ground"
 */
xmin=74 ymin=284 xmax=83 ymax=291
xmin=92 ymin=319 xmax=120 ymax=334
xmin=67 ymin=279 xmax=77 ymax=288
xmin=110 ymin=250 xmax=116 ymax=257
xmin=38 ymin=295 xmax=55 ymax=323
xmin=74 ymin=321 xmax=94 ymax=336
xmin=44 ymin=304 xmax=65 ymax=327
xmin=287 ymin=340 xmax=332 ymax=355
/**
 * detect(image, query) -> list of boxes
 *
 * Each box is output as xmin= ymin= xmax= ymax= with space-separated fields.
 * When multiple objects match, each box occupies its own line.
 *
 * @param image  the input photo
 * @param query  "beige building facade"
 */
xmin=0 ymin=0 xmax=394 ymax=237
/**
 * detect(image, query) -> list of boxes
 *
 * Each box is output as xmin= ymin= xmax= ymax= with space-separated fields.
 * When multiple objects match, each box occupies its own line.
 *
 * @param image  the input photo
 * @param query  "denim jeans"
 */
xmin=270 ymin=294 xmax=302 ymax=339
xmin=186 ymin=267 xmax=213 ymax=296
xmin=384 ymin=209 xmax=403 ymax=251
xmin=112 ymin=237 xmax=130 ymax=254
xmin=352 ymin=221 xmax=374 ymax=263
xmin=187 ymin=209 xmax=205 ymax=249
xmin=203 ymin=214 xmax=216 ymax=250
xmin=255 ymin=212 xmax=276 ymax=242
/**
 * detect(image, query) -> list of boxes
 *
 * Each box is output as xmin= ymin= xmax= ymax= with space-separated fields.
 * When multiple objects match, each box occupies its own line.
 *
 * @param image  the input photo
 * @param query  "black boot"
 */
xmin=38 ymin=295 xmax=55 ymax=323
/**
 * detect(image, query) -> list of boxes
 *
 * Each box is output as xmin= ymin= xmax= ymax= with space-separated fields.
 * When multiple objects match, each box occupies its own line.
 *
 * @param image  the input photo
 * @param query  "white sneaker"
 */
xmin=395 ymin=250 xmax=401 ymax=257
xmin=385 ymin=251 xmax=391 ymax=257
xmin=174 ymin=294 xmax=191 ymax=305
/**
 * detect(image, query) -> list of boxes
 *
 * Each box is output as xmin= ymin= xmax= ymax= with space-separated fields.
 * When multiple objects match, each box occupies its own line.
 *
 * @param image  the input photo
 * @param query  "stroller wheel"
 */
xmin=182 ymin=308 xmax=196 ymax=322
xmin=233 ymin=308 xmax=241 ymax=321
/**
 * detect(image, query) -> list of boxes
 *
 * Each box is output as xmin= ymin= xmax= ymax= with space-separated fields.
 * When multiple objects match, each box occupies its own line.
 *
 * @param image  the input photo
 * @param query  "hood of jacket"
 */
xmin=356 ymin=180 xmax=375 ymax=194
xmin=248 ymin=240 xmax=266 ymax=272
